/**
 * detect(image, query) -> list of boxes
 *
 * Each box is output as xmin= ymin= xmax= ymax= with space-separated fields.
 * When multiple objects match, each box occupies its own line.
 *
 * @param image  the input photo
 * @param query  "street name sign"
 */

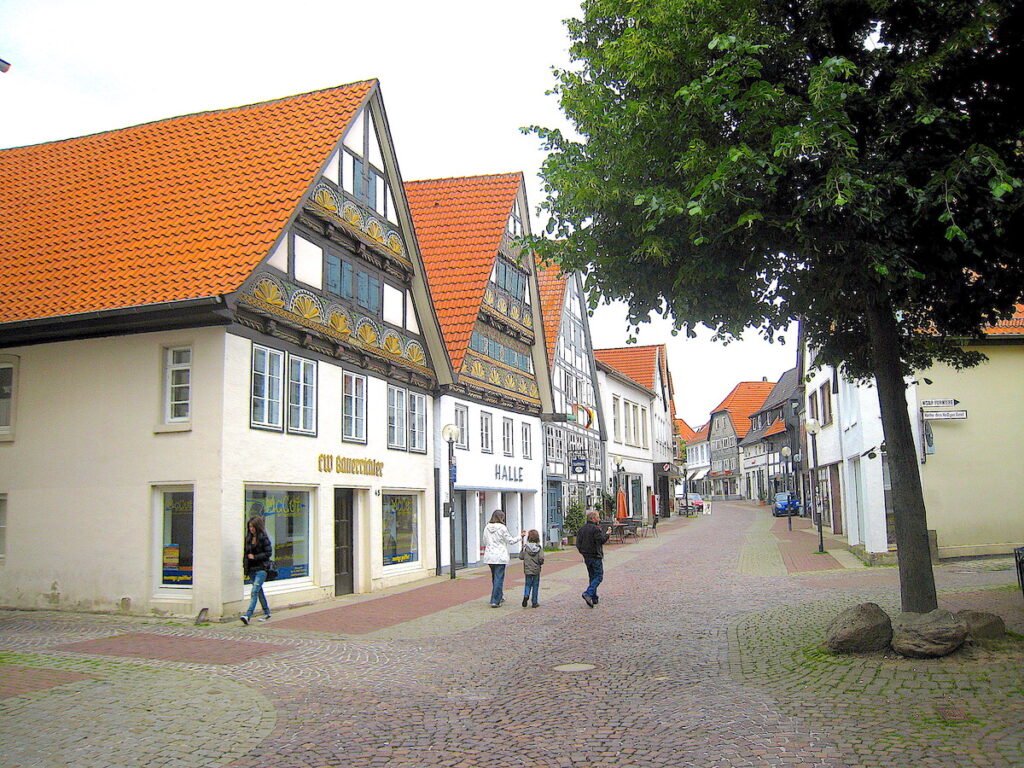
xmin=921 ymin=398 xmax=960 ymax=408
xmin=922 ymin=410 xmax=968 ymax=420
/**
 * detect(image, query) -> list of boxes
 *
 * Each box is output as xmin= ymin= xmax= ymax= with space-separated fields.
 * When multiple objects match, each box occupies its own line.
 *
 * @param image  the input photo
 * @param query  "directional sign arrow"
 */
xmin=921 ymin=398 xmax=960 ymax=408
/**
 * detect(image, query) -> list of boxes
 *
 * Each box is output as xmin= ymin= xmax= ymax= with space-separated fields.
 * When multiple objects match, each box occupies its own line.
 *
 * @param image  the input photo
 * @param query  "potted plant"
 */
xmin=563 ymin=504 xmax=586 ymax=546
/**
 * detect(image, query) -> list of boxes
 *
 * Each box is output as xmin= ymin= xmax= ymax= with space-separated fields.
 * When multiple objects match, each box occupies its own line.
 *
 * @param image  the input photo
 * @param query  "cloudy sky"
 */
xmin=0 ymin=0 xmax=795 ymax=425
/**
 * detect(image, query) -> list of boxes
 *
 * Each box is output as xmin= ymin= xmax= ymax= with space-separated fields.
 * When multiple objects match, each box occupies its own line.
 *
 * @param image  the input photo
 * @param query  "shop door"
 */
xmin=829 ymin=464 xmax=843 ymax=534
xmin=453 ymin=490 xmax=468 ymax=569
xmin=630 ymin=476 xmax=643 ymax=517
xmin=333 ymin=489 xmax=354 ymax=596
xmin=546 ymin=480 xmax=563 ymax=534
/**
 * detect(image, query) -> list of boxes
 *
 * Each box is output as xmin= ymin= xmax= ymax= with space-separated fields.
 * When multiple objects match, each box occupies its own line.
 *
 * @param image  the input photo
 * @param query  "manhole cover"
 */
xmin=934 ymin=703 xmax=970 ymax=722
xmin=552 ymin=663 xmax=596 ymax=672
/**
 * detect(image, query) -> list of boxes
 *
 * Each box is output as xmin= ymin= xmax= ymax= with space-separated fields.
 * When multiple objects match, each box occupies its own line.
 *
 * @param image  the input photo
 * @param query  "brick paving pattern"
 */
xmin=0 ymin=664 xmax=94 ymax=699
xmin=56 ymin=631 xmax=286 ymax=664
xmin=1 ymin=503 xmax=1021 ymax=768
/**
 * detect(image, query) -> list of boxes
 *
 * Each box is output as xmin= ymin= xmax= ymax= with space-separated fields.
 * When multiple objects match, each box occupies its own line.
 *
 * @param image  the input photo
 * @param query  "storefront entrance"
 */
xmin=453 ymin=490 xmax=468 ymax=570
xmin=333 ymin=488 xmax=354 ymax=596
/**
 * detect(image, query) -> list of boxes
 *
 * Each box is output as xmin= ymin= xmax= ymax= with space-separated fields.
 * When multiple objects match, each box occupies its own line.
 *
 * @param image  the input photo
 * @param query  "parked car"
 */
xmin=677 ymin=492 xmax=703 ymax=513
xmin=773 ymin=492 xmax=800 ymax=516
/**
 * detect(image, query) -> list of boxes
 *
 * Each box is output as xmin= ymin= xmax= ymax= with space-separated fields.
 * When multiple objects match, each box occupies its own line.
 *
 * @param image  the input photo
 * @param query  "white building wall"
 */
xmin=597 ymin=369 xmax=656 ymax=517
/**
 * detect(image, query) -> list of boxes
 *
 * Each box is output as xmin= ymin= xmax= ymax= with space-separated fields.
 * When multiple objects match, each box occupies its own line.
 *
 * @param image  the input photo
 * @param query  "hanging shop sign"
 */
xmin=568 ymin=403 xmax=597 ymax=429
xmin=570 ymin=457 xmax=588 ymax=475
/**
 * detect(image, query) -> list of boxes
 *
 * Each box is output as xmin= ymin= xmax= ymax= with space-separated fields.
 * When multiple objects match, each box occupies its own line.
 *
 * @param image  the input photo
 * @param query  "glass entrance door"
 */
xmin=333 ymin=488 xmax=354 ymax=596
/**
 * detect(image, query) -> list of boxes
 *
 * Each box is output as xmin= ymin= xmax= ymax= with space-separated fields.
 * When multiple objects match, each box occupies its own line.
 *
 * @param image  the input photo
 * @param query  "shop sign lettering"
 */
xmin=495 ymin=464 xmax=524 ymax=482
xmin=318 ymin=454 xmax=384 ymax=476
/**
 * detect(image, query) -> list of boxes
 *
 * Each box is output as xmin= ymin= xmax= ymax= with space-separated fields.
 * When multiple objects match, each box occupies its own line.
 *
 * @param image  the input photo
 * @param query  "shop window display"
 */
xmin=245 ymin=489 xmax=310 ymax=580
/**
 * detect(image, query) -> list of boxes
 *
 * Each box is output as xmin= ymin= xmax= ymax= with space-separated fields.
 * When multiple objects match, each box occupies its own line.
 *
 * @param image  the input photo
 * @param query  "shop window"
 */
xmin=251 ymin=345 xmax=284 ymax=430
xmin=158 ymin=489 xmax=193 ymax=587
xmin=408 ymin=392 xmax=427 ymax=453
xmin=382 ymin=494 xmax=419 ymax=566
xmin=245 ymin=489 xmax=310 ymax=580
xmin=163 ymin=347 xmax=191 ymax=423
xmin=287 ymin=356 xmax=317 ymax=435
xmin=454 ymin=404 xmax=469 ymax=449
xmin=342 ymin=372 xmax=366 ymax=443
xmin=387 ymin=385 xmax=407 ymax=449
xmin=481 ymin=411 xmax=493 ymax=453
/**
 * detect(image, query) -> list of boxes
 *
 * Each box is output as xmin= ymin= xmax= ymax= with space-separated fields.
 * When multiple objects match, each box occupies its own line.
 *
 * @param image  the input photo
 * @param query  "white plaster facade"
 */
xmin=597 ymin=366 xmax=657 ymax=519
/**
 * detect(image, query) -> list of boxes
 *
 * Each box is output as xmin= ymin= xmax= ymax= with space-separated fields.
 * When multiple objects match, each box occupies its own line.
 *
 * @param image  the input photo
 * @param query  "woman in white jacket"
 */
xmin=481 ymin=509 xmax=521 ymax=607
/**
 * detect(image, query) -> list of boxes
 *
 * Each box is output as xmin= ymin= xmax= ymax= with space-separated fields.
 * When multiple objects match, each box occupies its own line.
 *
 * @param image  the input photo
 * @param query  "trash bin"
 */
xmin=1015 ymin=547 xmax=1024 ymax=601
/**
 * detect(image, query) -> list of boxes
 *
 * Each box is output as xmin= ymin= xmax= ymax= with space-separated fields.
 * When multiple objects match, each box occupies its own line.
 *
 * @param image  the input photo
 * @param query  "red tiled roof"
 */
xmin=0 ymin=81 xmax=375 ymax=324
xmin=762 ymin=417 xmax=788 ymax=437
xmin=405 ymin=173 xmax=523 ymax=370
xmin=983 ymin=304 xmax=1024 ymax=336
xmin=693 ymin=422 xmax=710 ymax=441
xmin=674 ymin=417 xmax=697 ymax=443
xmin=536 ymin=260 xmax=569 ymax=366
xmin=711 ymin=381 xmax=776 ymax=438
xmin=593 ymin=345 xmax=662 ymax=391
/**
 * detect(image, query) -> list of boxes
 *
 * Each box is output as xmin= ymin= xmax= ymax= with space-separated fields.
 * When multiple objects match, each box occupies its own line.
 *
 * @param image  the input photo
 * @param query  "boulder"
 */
xmin=825 ymin=602 xmax=893 ymax=653
xmin=955 ymin=610 xmax=1006 ymax=641
xmin=891 ymin=609 xmax=968 ymax=658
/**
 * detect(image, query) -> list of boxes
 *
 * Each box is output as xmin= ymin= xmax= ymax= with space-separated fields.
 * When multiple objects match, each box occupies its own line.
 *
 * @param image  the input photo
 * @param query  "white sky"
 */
xmin=0 ymin=0 xmax=795 ymax=425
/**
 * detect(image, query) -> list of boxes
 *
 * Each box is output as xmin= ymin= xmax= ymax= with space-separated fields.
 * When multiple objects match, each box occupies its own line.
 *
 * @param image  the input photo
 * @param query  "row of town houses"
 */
xmin=0 ymin=80 xmax=682 ymax=618
xmin=678 ymin=315 xmax=1023 ymax=566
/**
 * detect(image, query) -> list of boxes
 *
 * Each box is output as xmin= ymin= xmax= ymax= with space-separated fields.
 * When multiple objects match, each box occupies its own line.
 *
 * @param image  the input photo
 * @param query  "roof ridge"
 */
xmin=406 ymin=171 xmax=523 ymax=186
xmin=0 ymin=80 xmax=378 ymax=152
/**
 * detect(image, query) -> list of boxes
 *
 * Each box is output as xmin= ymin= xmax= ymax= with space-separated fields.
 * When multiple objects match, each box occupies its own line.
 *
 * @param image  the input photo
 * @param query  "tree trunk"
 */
xmin=865 ymin=296 xmax=938 ymax=613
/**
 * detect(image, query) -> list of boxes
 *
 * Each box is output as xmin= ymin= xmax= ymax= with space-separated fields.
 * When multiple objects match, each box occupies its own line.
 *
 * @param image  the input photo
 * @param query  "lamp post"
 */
xmin=441 ymin=423 xmax=462 ymax=579
xmin=780 ymin=445 xmax=793 ymax=530
xmin=804 ymin=418 xmax=824 ymax=553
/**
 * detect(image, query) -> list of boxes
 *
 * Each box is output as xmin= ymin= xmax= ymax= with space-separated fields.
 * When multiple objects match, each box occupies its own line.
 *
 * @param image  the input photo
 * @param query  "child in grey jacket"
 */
xmin=519 ymin=529 xmax=545 ymax=607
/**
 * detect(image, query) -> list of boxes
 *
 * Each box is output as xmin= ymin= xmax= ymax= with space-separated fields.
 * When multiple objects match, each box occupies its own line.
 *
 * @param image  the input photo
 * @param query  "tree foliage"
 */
xmin=531 ymin=0 xmax=1024 ymax=378
xmin=531 ymin=0 xmax=1024 ymax=612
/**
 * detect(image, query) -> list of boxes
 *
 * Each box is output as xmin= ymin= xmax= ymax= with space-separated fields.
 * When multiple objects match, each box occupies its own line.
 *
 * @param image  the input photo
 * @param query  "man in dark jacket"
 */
xmin=575 ymin=510 xmax=611 ymax=607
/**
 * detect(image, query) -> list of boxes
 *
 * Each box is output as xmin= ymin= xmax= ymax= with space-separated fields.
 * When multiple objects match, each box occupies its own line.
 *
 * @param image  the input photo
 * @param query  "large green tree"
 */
xmin=532 ymin=0 xmax=1024 ymax=612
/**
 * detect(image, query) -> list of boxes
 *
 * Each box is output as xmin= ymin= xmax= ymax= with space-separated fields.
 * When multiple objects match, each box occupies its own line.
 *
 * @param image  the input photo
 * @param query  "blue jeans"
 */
xmin=523 ymin=574 xmax=540 ymax=606
xmin=245 ymin=570 xmax=270 ymax=618
xmin=488 ymin=564 xmax=507 ymax=605
xmin=583 ymin=556 xmax=604 ymax=602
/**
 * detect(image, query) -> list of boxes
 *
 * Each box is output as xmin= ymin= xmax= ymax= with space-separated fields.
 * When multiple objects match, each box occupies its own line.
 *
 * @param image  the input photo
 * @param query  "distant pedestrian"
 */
xmin=575 ymin=510 xmax=610 ymax=608
xmin=241 ymin=516 xmax=273 ymax=625
xmin=481 ymin=510 xmax=520 ymax=607
xmin=518 ymin=529 xmax=545 ymax=607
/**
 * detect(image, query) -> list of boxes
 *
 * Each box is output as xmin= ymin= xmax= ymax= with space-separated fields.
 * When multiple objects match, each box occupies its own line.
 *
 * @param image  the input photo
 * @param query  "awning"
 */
xmin=688 ymin=467 xmax=709 ymax=481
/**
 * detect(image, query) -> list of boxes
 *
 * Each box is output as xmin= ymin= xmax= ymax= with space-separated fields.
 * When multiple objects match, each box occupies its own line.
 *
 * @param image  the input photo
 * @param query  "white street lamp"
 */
xmin=804 ymin=418 xmax=824 ymax=553
xmin=441 ymin=423 xmax=462 ymax=579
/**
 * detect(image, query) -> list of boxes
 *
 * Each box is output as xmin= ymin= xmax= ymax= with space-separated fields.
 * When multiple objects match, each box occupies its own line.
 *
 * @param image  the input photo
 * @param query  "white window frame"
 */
xmin=502 ymin=417 xmax=514 ymax=457
xmin=480 ymin=411 xmax=493 ymax=453
xmin=454 ymin=404 xmax=469 ymax=450
xmin=522 ymin=423 xmax=532 ymax=460
xmin=163 ymin=346 xmax=192 ymax=423
xmin=0 ymin=356 xmax=17 ymax=441
xmin=251 ymin=345 xmax=284 ymax=430
xmin=287 ymin=355 xmax=317 ymax=435
xmin=151 ymin=485 xmax=193 ymax=595
xmin=408 ymin=392 xmax=427 ymax=453
xmin=342 ymin=371 xmax=367 ymax=443
xmin=388 ymin=385 xmax=407 ymax=450
xmin=0 ymin=493 xmax=6 ymax=559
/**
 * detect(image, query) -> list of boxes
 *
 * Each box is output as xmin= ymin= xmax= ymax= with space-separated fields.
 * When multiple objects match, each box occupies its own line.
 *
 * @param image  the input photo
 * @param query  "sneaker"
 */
xmin=239 ymin=615 xmax=250 ymax=625
xmin=531 ymin=603 xmax=539 ymax=608
xmin=522 ymin=596 xmax=529 ymax=608
xmin=490 ymin=603 xmax=499 ymax=608
xmin=258 ymin=615 xmax=271 ymax=622
xmin=582 ymin=593 xmax=594 ymax=607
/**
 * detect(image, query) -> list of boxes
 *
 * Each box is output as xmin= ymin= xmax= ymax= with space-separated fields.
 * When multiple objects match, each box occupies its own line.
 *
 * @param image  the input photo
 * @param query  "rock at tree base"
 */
xmin=955 ymin=610 xmax=1006 ymax=641
xmin=891 ymin=609 xmax=968 ymax=658
xmin=825 ymin=602 xmax=893 ymax=653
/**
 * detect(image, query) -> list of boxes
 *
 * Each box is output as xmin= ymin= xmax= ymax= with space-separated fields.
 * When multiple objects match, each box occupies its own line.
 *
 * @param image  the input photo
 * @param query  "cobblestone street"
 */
xmin=2 ymin=501 xmax=1021 ymax=768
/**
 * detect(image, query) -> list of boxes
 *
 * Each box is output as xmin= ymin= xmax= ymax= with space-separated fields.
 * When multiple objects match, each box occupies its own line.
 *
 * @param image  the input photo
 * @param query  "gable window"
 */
xmin=342 ymin=371 xmax=366 ymax=442
xmin=387 ymin=385 xmax=407 ymax=449
xmin=502 ymin=418 xmax=514 ymax=457
xmin=454 ymin=404 xmax=469 ymax=449
xmin=493 ymin=258 xmax=528 ymax=302
xmin=287 ymin=356 xmax=317 ymax=435
xmin=251 ymin=346 xmax=284 ymax=430
xmin=480 ymin=411 xmax=493 ymax=453
xmin=408 ymin=392 xmax=427 ymax=453
xmin=507 ymin=208 xmax=523 ymax=238
xmin=469 ymin=331 xmax=532 ymax=373
xmin=164 ymin=347 xmax=191 ymax=423
xmin=522 ymin=423 xmax=532 ymax=460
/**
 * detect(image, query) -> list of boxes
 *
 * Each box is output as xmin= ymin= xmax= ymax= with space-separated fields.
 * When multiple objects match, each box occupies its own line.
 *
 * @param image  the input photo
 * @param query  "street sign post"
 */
xmin=922 ymin=410 xmax=968 ymax=420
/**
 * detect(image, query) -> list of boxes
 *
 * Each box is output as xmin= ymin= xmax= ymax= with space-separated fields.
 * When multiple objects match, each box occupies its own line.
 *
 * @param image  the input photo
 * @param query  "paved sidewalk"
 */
xmin=1 ymin=503 xmax=1021 ymax=768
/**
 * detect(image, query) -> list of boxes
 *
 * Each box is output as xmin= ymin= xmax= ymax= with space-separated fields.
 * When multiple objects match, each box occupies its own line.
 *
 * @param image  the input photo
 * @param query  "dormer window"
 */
xmin=321 ymin=108 xmax=398 ymax=225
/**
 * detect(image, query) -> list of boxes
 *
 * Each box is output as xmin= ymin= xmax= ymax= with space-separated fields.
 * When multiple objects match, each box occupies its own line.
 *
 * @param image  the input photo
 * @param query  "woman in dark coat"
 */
xmin=241 ymin=516 xmax=273 ymax=624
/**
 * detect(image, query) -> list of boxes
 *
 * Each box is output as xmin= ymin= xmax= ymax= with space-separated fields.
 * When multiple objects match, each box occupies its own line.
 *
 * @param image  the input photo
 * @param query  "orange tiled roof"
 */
xmin=593 ymin=345 xmax=663 ymax=391
xmin=405 ymin=173 xmax=523 ymax=370
xmin=693 ymin=422 xmax=710 ymax=441
xmin=762 ymin=417 xmax=788 ymax=437
xmin=674 ymin=417 xmax=697 ymax=443
xmin=983 ymin=304 xmax=1024 ymax=336
xmin=711 ymin=381 xmax=776 ymax=438
xmin=0 ymin=81 xmax=375 ymax=325
xmin=536 ymin=260 xmax=569 ymax=366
